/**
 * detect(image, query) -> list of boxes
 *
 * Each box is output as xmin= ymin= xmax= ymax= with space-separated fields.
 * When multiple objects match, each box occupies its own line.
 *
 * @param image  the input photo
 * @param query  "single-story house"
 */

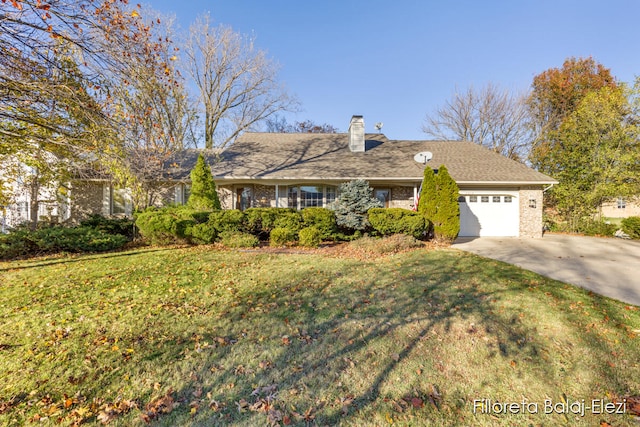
xmin=3 ymin=116 xmax=558 ymax=238
xmin=600 ymin=197 xmax=640 ymax=219
xmin=211 ymin=116 xmax=557 ymax=238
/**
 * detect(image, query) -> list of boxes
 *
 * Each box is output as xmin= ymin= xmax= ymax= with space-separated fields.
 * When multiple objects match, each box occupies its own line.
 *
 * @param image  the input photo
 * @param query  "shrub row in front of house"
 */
xmin=0 ymin=215 xmax=134 ymax=259
xmin=135 ymin=205 xmax=430 ymax=248
xmin=134 ymin=206 xmax=337 ymax=248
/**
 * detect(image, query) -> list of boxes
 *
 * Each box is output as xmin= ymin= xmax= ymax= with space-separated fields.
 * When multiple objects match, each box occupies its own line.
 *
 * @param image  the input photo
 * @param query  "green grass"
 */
xmin=0 ymin=245 xmax=639 ymax=426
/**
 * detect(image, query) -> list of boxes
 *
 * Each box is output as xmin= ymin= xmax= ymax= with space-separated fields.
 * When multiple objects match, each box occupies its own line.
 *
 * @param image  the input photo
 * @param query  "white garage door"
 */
xmin=459 ymin=194 xmax=519 ymax=237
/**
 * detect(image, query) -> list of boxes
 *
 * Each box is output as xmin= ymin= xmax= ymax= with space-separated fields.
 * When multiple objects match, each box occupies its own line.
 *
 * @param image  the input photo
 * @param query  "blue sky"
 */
xmin=147 ymin=0 xmax=640 ymax=140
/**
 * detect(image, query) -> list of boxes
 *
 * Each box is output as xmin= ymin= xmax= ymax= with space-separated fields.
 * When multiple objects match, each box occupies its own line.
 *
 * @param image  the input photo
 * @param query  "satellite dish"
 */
xmin=374 ymin=122 xmax=383 ymax=133
xmin=413 ymin=151 xmax=433 ymax=165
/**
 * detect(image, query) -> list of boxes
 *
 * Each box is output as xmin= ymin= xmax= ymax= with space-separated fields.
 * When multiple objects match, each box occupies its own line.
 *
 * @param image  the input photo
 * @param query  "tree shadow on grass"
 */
xmin=152 ymin=250 xmax=624 ymax=426
xmin=0 ymin=247 xmax=177 ymax=272
xmin=9 ymin=248 xmax=636 ymax=426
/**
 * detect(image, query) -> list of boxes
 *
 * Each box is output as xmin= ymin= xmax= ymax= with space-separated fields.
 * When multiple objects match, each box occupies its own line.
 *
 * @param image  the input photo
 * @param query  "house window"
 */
xmin=469 ymin=196 xmax=477 ymax=203
xmin=287 ymin=186 xmax=298 ymax=209
xmin=183 ymin=184 xmax=191 ymax=205
xmin=617 ymin=197 xmax=626 ymax=209
xmin=325 ymin=186 xmax=337 ymax=206
xmin=529 ymin=199 xmax=537 ymax=208
xmin=493 ymin=196 xmax=501 ymax=203
xmin=111 ymin=187 xmax=127 ymax=215
xmin=458 ymin=196 xmax=466 ymax=203
xmin=481 ymin=196 xmax=489 ymax=203
xmin=374 ymin=189 xmax=390 ymax=208
xmin=236 ymin=187 xmax=253 ymax=211
xmin=504 ymin=196 xmax=512 ymax=203
xmin=17 ymin=201 xmax=29 ymax=218
xmin=300 ymin=186 xmax=323 ymax=208
xmin=287 ymin=185 xmax=337 ymax=209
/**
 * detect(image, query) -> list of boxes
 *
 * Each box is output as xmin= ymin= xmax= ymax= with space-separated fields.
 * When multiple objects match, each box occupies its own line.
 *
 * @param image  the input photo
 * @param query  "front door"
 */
xmin=236 ymin=187 xmax=253 ymax=211
xmin=374 ymin=188 xmax=390 ymax=208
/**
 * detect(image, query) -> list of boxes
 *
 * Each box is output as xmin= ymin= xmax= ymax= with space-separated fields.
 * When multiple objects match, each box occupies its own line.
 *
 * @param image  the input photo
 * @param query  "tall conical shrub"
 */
xmin=432 ymin=165 xmax=460 ymax=242
xmin=187 ymin=154 xmax=221 ymax=211
xmin=418 ymin=166 xmax=437 ymax=223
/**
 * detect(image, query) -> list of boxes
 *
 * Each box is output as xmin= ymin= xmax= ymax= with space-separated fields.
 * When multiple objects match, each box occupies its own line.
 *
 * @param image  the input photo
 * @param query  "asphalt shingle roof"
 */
xmin=213 ymin=132 xmax=557 ymax=184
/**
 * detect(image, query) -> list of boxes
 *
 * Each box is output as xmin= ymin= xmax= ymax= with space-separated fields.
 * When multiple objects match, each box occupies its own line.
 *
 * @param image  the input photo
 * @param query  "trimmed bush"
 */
xmin=135 ymin=209 xmax=193 ymax=245
xmin=245 ymin=208 xmax=288 ymax=237
xmin=273 ymin=210 xmax=303 ymax=232
xmin=269 ymin=227 xmax=297 ymax=246
xmin=301 ymin=207 xmax=337 ymax=240
xmin=219 ymin=231 xmax=259 ymax=248
xmin=368 ymin=208 xmax=428 ymax=239
xmin=621 ymin=216 xmax=640 ymax=239
xmin=80 ymin=215 xmax=136 ymax=240
xmin=0 ymin=226 xmax=128 ymax=259
xmin=187 ymin=222 xmax=217 ymax=244
xmin=208 ymin=210 xmax=245 ymax=233
xmin=299 ymin=226 xmax=322 ymax=248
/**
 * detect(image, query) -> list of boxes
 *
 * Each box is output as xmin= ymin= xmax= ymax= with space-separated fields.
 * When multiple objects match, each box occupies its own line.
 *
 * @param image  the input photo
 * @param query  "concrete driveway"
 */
xmin=452 ymin=234 xmax=640 ymax=307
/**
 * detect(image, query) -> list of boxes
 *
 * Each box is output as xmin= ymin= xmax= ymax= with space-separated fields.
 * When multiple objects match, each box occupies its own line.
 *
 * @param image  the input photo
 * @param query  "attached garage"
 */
xmin=459 ymin=192 xmax=520 ymax=237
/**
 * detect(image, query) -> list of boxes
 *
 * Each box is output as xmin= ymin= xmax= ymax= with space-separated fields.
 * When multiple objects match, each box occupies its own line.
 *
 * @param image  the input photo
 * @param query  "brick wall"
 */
xmin=519 ymin=187 xmax=543 ymax=238
xmin=389 ymin=186 xmax=416 ymax=209
xmin=69 ymin=181 xmax=106 ymax=222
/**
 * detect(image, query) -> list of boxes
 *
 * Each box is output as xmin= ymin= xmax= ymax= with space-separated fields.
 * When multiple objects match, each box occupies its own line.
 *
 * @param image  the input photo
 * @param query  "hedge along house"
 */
xmin=212 ymin=116 xmax=557 ymax=238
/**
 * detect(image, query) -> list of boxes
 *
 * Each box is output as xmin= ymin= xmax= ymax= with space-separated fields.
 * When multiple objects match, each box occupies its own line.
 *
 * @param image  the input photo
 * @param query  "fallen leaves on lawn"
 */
xmin=140 ymin=389 xmax=177 ymax=423
xmin=235 ymin=384 xmax=289 ymax=426
xmin=97 ymin=398 xmax=137 ymax=424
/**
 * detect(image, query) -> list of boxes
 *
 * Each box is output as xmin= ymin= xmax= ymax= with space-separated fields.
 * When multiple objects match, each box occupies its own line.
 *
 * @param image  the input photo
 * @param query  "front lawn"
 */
xmin=0 ymin=245 xmax=639 ymax=426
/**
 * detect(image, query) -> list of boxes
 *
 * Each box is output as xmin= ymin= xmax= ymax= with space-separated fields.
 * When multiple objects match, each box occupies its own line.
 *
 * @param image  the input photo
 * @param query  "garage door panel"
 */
xmin=459 ymin=194 xmax=519 ymax=237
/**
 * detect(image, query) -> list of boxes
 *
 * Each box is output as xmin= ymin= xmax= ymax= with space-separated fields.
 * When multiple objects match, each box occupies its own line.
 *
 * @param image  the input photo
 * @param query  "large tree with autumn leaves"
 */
xmin=527 ymin=57 xmax=640 ymax=230
xmin=0 ymin=1 xmax=197 ymax=220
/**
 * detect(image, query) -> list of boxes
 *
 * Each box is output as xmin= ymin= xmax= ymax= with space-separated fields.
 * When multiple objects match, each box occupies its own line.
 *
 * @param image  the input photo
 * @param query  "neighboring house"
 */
xmin=212 ymin=116 xmax=557 ymax=238
xmin=0 ymin=156 xmax=71 ymax=231
xmin=3 ymin=116 xmax=558 ymax=238
xmin=600 ymin=197 xmax=640 ymax=219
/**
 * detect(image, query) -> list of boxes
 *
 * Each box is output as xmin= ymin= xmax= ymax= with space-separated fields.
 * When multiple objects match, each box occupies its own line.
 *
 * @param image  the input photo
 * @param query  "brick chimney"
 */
xmin=348 ymin=115 xmax=365 ymax=152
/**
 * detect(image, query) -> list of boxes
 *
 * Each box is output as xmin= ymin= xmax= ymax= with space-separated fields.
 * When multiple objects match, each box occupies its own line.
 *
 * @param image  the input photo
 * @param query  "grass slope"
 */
xmin=0 ymin=246 xmax=639 ymax=426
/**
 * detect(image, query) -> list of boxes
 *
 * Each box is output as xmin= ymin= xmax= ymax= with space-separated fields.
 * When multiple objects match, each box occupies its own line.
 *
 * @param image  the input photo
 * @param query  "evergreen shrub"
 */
xmin=299 ymin=226 xmax=322 ymax=248
xmin=330 ymin=179 xmax=382 ymax=232
xmin=368 ymin=208 xmax=428 ymax=239
xmin=301 ymin=207 xmax=337 ymax=239
xmin=621 ymin=216 xmax=640 ymax=239
xmin=187 ymin=154 xmax=221 ymax=211
xmin=219 ymin=231 xmax=259 ymax=248
xmin=269 ymin=227 xmax=297 ymax=246
xmin=135 ymin=208 xmax=193 ymax=244
xmin=208 ymin=210 xmax=245 ymax=233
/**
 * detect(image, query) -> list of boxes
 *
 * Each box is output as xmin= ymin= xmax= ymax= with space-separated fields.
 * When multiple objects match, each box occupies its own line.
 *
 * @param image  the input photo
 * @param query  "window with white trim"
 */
xmin=481 ymin=196 xmax=489 ymax=203
xmin=183 ymin=184 xmax=191 ymax=205
xmin=617 ymin=197 xmax=626 ymax=209
xmin=469 ymin=196 xmax=477 ymax=203
xmin=492 ymin=196 xmax=501 ymax=203
xmin=287 ymin=185 xmax=338 ymax=209
xmin=111 ymin=187 xmax=128 ymax=215
xmin=504 ymin=196 xmax=512 ymax=203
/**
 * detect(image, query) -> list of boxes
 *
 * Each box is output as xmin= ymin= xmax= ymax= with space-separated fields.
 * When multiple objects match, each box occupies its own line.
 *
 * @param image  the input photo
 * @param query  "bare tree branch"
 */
xmin=184 ymin=14 xmax=299 ymax=149
xmin=422 ymin=84 xmax=532 ymax=162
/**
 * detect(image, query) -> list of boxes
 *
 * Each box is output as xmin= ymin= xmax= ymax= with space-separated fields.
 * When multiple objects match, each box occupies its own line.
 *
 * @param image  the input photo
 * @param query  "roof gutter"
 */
xmin=215 ymin=176 xmax=559 ymax=185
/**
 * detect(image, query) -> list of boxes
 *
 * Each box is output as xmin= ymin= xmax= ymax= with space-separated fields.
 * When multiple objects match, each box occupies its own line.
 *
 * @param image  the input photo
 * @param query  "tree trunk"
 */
xmin=28 ymin=176 xmax=40 ymax=230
